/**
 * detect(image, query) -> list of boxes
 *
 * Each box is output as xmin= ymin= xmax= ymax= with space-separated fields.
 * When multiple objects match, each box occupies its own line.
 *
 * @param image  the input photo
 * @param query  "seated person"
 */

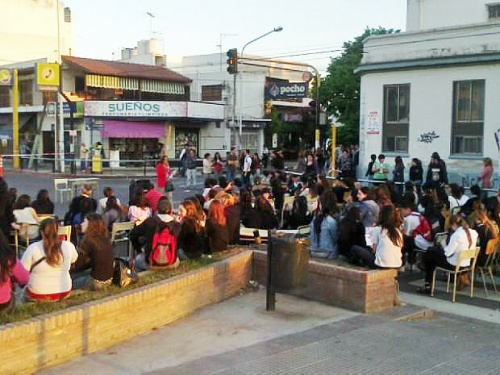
xmin=73 ymin=214 xmax=114 ymax=290
xmin=21 ymin=218 xmax=78 ymax=301
xmin=283 ymin=195 xmax=311 ymax=230
xmin=130 ymin=199 xmax=180 ymax=270
xmin=97 ymin=187 xmax=121 ymax=215
xmin=31 ymin=189 xmax=55 ymax=216
xmin=206 ymin=201 xmax=229 ymax=253
xmin=128 ymin=191 xmax=152 ymax=226
xmin=13 ymin=194 xmax=40 ymax=241
xmin=351 ymin=205 xmax=403 ymax=269
xmin=419 ymin=215 xmax=478 ymax=294
xmin=242 ymin=196 xmax=278 ymax=230
xmin=0 ymin=232 xmax=29 ymax=313
xmin=309 ymin=198 xmax=338 ymax=259
xmin=102 ymin=195 xmax=125 ymax=232
xmin=144 ymin=182 xmax=164 ymax=214
xmin=287 ymin=175 xmax=303 ymax=196
xmin=337 ymin=206 xmax=367 ymax=262
xmin=399 ymin=200 xmax=433 ymax=265
xmin=176 ymin=200 xmax=206 ymax=260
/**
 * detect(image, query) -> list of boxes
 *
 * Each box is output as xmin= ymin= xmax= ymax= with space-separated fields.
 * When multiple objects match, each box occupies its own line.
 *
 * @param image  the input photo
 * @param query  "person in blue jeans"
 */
xmin=185 ymin=149 xmax=198 ymax=190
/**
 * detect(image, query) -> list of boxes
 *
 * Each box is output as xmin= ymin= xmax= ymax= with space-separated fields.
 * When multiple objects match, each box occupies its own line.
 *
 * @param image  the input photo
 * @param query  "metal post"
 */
xmin=13 ymin=69 xmax=19 ymax=169
xmin=266 ymin=229 xmax=276 ymax=311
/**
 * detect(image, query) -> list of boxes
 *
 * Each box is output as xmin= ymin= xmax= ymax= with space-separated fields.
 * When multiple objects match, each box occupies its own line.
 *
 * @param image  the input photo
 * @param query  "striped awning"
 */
xmin=86 ymin=74 xmax=185 ymax=95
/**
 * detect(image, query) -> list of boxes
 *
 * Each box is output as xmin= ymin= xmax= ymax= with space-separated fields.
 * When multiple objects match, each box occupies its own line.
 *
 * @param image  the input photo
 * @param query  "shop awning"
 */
xmin=102 ymin=120 xmax=165 ymax=138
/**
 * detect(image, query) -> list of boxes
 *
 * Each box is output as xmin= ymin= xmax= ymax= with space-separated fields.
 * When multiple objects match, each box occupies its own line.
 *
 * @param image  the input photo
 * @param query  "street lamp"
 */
xmin=237 ymin=26 xmax=283 ymax=146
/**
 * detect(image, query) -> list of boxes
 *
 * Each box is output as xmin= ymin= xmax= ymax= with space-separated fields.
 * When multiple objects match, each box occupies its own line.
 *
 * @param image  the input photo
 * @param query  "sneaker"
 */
xmin=184 ymin=189 xmax=191 ymax=192
xmin=417 ymin=285 xmax=432 ymax=295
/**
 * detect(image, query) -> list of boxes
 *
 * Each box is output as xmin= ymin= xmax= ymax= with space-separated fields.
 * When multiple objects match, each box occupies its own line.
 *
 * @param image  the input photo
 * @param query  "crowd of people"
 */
xmin=0 ymin=145 xmax=498 ymax=314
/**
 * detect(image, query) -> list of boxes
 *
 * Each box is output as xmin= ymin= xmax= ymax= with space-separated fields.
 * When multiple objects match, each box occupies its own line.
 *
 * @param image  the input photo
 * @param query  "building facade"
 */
xmin=357 ymin=0 xmax=500 ymax=184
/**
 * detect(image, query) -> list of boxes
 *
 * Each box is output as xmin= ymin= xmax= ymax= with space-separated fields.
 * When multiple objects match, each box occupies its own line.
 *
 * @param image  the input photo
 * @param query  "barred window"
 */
xmin=201 ymin=85 xmax=222 ymax=101
xmin=488 ymin=4 xmax=500 ymax=20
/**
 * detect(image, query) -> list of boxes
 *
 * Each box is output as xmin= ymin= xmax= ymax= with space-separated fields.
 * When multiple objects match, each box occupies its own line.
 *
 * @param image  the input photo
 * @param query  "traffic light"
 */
xmin=226 ymin=48 xmax=238 ymax=74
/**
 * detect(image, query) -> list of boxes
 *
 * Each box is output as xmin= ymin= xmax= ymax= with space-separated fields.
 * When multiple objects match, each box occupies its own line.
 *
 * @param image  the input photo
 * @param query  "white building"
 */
xmin=357 ymin=0 xmax=500 ymax=185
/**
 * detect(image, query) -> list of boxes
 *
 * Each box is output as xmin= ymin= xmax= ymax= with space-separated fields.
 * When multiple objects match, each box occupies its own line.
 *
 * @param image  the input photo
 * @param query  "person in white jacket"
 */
xmin=419 ymin=215 xmax=478 ymax=294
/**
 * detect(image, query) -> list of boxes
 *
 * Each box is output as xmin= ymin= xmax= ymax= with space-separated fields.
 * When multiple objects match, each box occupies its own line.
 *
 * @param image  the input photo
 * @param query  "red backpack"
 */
xmin=150 ymin=222 xmax=177 ymax=267
xmin=411 ymin=213 xmax=434 ymax=242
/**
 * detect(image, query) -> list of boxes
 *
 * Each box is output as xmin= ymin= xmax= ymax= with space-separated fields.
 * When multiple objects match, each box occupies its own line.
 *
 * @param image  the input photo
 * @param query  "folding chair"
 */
xmin=111 ymin=221 xmax=135 ymax=258
xmin=280 ymin=195 xmax=295 ymax=228
xmin=54 ymin=178 xmax=72 ymax=203
xmin=296 ymin=225 xmax=310 ymax=238
xmin=431 ymin=247 xmax=479 ymax=302
xmin=13 ymin=224 xmax=40 ymax=257
xmin=476 ymin=238 xmax=499 ymax=297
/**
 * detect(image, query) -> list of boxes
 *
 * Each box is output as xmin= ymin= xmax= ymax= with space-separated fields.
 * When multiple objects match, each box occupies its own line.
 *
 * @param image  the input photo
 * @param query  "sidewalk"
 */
xmin=38 ymin=288 xmax=500 ymax=375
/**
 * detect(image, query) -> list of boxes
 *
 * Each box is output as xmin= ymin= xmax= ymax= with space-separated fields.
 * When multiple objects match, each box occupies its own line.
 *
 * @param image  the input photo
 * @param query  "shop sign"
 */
xmin=265 ymin=82 xmax=308 ymax=99
xmin=283 ymin=113 xmax=303 ymax=122
xmin=84 ymin=101 xmax=187 ymax=118
xmin=0 ymin=69 xmax=12 ymax=86
xmin=36 ymin=63 xmax=60 ymax=91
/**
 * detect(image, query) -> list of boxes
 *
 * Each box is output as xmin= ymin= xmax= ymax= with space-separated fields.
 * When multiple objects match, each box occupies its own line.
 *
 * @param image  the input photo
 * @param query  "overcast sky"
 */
xmin=63 ymin=0 xmax=407 ymax=73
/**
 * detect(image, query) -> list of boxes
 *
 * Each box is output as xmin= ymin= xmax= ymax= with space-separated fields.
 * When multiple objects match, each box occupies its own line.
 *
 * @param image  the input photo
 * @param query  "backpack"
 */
xmin=150 ymin=223 xmax=177 ymax=266
xmin=411 ymin=213 xmax=433 ymax=242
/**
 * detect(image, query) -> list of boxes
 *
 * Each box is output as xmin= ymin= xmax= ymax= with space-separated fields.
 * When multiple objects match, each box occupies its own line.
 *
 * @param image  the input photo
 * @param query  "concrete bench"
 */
xmin=252 ymin=250 xmax=398 ymax=313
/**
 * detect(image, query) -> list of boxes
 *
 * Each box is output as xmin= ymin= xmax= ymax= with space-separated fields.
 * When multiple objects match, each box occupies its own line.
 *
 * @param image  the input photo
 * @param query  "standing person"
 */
xmin=304 ymin=153 xmax=319 ymax=179
xmin=242 ymin=149 xmax=253 ymax=188
xmin=21 ymin=218 xmax=78 ymax=301
xmin=478 ymin=157 xmax=493 ymax=191
xmin=252 ymin=153 xmax=262 ymax=176
xmin=79 ymin=143 xmax=89 ymax=172
xmin=272 ymin=150 xmax=285 ymax=171
xmin=226 ymin=147 xmax=238 ymax=182
xmin=185 ymin=148 xmax=198 ymax=191
xmin=338 ymin=149 xmax=352 ymax=179
xmin=203 ymin=153 xmax=213 ymax=179
xmin=372 ymin=154 xmax=389 ymax=185
xmin=20 ymin=139 xmax=31 ymax=170
xmin=409 ymin=158 xmax=424 ymax=194
xmin=351 ymin=144 xmax=360 ymax=178
xmin=156 ymin=155 xmax=173 ymax=202
xmin=262 ymin=147 xmax=269 ymax=169
xmin=424 ymin=152 xmax=448 ymax=189
xmin=392 ymin=156 xmax=405 ymax=197
xmin=73 ymin=214 xmax=114 ymax=290
xmin=206 ymin=200 xmax=229 ymax=253
xmin=213 ymin=152 xmax=224 ymax=178
xmin=365 ymin=154 xmax=377 ymax=183
xmin=351 ymin=205 xmax=403 ymax=269
xmin=178 ymin=144 xmax=189 ymax=177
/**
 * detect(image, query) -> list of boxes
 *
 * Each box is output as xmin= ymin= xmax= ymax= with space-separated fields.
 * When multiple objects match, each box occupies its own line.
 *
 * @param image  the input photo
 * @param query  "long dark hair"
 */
xmin=313 ymin=192 xmax=338 ymax=245
xmin=40 ymin=218 xmax=63 ymax=267
xmin=0 ymin=232 xmax=16 ymax=283
xmin=378 ymin=205 xmax=403 ymax=247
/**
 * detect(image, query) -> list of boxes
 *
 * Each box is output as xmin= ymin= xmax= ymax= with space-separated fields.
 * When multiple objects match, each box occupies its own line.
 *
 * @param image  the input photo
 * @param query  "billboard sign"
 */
xmin=36 ymin=63 xmax=60 ymax=91
xmin=265 ymin=82 xmax=308 ymax=99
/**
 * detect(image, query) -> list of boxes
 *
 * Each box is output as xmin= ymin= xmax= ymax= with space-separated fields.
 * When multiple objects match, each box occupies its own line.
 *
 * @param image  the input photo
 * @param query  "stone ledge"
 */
xmin=0 ymin=251 xmax=253 ymax=375
xmin=252 ymin=250 xmax=397 ymax=313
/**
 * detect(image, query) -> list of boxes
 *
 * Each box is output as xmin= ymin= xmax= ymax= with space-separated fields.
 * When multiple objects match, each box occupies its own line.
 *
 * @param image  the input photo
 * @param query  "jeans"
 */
xmin=351 ymin=245 xmax=378 ymax=269
xmin=227 ymin=168 xmax=235 ymax=182
xmin=186 ymin=168 xmax=197 ymax=187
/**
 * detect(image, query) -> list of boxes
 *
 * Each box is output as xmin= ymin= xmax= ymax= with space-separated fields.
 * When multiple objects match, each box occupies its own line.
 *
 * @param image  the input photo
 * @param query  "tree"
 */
xmin=320 ymin=27 xmax=398 ymax=146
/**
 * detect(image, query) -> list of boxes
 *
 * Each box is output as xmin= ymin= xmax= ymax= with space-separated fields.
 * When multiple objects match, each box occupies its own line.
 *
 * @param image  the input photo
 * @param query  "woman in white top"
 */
xmin=420 ymin=215 xmax=478 ymax=294
xmin=447 ymin=183 xmax=469 ymax=211
xmin=21 ymin=218 xmax=78 ymax=301
xmin=128 ymin=191 xmax=152 ymax=226
xmin=351 ymin=205 xmax=403 ymax=269
xmin=13 ymin=194 xmax=40 ymax=241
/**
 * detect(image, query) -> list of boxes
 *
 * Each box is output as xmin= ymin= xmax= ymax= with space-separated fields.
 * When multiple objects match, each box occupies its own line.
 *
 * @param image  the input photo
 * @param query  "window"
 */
xmin=382 ymin=84 xmax=410 ymax=153
xmin=18 ymin=78 xmax=33 ymax=106
xmin=201 ymin=85 xmax=222 ymax=102
xmin=488 ymin=4 xmax=500 ymax=20
xmin=0 ymin=86 xmax=9 ymax=107
xmin=451 ymin=80 xmax=485 ymax=155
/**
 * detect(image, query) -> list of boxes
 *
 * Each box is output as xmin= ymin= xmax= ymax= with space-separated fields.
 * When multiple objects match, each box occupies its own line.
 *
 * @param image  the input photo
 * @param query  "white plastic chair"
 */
xmin=54 ymin=178 xmax=72 ymax=203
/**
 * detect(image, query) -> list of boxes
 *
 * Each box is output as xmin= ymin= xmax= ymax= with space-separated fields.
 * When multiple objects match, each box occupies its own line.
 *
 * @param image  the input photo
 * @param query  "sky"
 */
xmin=63 ymin=0 xmax=407 ymax=74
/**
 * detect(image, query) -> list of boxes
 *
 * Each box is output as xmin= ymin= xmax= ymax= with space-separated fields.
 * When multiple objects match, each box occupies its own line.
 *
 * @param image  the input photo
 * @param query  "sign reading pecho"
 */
xmin=265 ymin=82 xmax=308 ymax=99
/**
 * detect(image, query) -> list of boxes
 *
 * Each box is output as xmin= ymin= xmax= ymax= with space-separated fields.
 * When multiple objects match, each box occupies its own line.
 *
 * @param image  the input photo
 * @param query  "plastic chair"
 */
xmin=111 ymin=221 xmax=135 ymax=257
xmin=54 ymin=178 xmax=72 ymax=203
xmin=13 ymin=224 xmax=40 ymax=257
xmin=476 ymin=238 xmax=499 ymax=297
xmin=431 ymin=247 xmax=479 ymax=302
xmin=280 ymin=195 xmax=295 ymax=228
xmin=57 ymin=225 xmax=72 ymax=241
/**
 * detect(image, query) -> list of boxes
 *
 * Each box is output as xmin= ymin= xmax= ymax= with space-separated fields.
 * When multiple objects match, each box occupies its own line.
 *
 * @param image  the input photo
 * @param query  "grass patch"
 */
xmin=0 ymin=248 xmax=244 ymax=326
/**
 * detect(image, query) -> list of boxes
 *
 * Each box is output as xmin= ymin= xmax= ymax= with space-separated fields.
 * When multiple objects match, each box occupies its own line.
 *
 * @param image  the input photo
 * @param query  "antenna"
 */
xmin=146 ymin=12 xmax=155 ymax=36
xmin=218 ymin=33 xmax=238 ymax=70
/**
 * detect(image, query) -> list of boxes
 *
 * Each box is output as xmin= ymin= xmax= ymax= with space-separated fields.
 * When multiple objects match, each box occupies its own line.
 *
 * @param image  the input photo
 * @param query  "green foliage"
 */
xmin=321 ymin=27 xmax=399 ymax=146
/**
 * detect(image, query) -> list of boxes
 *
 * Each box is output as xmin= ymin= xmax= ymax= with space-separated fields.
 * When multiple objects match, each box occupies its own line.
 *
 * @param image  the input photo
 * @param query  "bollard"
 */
xmin=266 ymin=229 xmax=276 ymax=311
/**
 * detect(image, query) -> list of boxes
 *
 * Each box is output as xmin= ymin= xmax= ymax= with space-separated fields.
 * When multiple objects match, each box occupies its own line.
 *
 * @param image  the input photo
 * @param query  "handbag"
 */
xmin=113 ymin=257 xmax=138 ymax=287
xmin=165 ymin=181 xmax=175 ymax=192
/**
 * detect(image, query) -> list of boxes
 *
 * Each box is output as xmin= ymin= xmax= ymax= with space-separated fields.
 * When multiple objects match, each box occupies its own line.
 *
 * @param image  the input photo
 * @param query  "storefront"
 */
xmin=102 ymin=120 xmax=165 ymax=165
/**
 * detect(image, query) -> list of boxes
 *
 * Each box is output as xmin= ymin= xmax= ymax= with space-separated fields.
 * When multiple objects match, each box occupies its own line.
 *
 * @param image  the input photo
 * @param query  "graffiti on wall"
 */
xmin=417 ymin=131 xmax=440 ymax=144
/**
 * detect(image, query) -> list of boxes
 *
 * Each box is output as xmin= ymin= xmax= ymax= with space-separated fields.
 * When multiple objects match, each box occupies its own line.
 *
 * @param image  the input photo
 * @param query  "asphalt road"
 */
xmin=3 ymin=171 xmax=201 ymax=217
